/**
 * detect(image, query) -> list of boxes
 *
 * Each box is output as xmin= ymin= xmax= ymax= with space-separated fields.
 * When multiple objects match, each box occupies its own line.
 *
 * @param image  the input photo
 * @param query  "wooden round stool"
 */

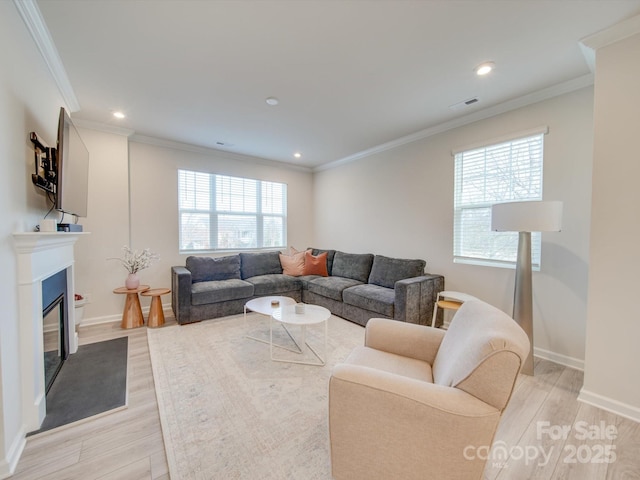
xmin=113 ymin=285 xmax=150 ymax=329
xmin=141 ymin=288 xmax=171 ymax=328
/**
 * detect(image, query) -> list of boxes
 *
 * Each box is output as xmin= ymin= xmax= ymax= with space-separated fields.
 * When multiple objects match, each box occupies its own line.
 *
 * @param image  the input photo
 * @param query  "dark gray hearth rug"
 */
xmin=30 ymin=336 xmax=128 ymax=435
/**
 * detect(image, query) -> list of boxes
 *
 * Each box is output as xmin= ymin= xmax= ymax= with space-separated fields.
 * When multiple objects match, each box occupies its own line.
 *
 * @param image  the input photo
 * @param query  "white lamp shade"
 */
xmin=491 ymin=201 xmax=563 ymax=233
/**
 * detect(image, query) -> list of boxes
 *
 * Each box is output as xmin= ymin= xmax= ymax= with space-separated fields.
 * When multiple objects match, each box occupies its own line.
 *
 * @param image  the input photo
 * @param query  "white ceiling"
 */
xmin=35 ymin=0 xmax=640 ymax=169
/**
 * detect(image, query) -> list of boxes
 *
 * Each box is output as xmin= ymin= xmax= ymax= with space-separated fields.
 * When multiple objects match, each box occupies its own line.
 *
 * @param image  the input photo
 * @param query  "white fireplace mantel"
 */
xmin=13 ymin=231 xmax=88 ymax=431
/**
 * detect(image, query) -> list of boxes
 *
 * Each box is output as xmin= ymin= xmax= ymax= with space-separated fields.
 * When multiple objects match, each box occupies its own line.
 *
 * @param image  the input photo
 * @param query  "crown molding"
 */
xmin=14 ymin=0 xmax=80 ymax=112
xmin=71 ymin=118 xmax=135 ymax=137
xmin=130 ymin=134 xmax=313 ymax=174
xmin=579 ymin=14 xmax=640 ymax=73
xmin=581 ymin=13 xmax=640 ymax=51
xmin=314 ymin=74 xmax=594 ymax=172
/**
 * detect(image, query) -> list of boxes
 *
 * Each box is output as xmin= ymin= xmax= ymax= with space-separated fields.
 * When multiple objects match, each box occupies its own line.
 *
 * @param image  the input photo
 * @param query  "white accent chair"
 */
xmin=329 ymin=299 xmax=529 ymax=480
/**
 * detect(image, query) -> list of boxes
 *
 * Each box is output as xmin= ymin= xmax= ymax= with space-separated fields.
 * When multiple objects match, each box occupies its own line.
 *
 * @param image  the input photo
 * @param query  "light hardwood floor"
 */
xmin=11 ymin=320 xmax=640 ymax=479
xmin=12 ymin=320 xmax=174 ymax=480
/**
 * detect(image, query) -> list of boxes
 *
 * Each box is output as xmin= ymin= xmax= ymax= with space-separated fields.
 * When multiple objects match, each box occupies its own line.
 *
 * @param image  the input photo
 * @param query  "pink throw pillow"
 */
xmin=279 ymin=248 xmax=305 ymax=276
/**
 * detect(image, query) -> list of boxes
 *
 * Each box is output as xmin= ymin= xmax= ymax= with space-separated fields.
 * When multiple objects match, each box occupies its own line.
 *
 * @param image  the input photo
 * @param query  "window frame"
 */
xmin=452 ymin=127 xmax=548 ymax=269
xmin=178 ymin=169 xmax=287 ymax=253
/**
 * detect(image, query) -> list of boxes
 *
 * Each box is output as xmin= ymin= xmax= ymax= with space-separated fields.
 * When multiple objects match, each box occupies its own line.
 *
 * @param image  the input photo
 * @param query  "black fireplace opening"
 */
xmin=42 ymin=270 xmax=69 ymax=395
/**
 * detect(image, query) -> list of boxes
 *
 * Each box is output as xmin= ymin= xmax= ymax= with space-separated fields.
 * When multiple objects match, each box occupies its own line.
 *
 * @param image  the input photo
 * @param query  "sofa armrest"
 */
xmin=171 ymin=266 xmax=192 ymax=324
xmin=394 ymin=273 xmax=444 ymax=325
xmin=365 ymin=318 xmax=445 ymax=364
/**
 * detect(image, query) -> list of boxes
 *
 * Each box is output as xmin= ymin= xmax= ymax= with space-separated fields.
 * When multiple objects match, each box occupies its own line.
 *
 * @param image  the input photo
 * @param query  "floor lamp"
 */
xmin=491 ymin=200 xmax=563 ymax=376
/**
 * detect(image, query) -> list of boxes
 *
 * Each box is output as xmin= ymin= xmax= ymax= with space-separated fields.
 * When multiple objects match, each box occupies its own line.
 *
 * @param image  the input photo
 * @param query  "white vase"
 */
xmin=125 ymin=273 xmax=140 ymax=290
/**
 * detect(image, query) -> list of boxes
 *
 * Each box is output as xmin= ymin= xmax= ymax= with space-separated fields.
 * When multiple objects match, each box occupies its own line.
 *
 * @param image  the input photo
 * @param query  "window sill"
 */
xmin=454 ymin=257 xmax=541 ymax=272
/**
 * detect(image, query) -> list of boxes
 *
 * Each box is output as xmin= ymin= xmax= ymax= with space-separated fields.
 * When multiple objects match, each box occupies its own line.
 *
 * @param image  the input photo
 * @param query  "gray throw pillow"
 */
xmin=368 ymin=255 xmax=426 ymax=289
xmin=240 ymin=252 xmax=283 ymax=279
xmin=331 ymin=251 xmax=374 ymax=283
xmin=186 ymin=255 xmax=241 ymax=283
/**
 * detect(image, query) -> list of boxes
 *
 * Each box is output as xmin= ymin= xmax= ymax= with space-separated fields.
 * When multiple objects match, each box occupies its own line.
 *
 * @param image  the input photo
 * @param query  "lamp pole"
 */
xmin=491 ymin=200 xmax=563 ymax=377
xmin=513 ymin=231 xmax=534 ymax=375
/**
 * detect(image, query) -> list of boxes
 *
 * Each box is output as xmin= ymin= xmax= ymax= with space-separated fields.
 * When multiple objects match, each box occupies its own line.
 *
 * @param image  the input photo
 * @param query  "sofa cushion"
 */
xmin=297 ymin=274 xmax=322 ymax=290
xmin=303 ymin=251 xmax=329 ymax=276
xmin=307 ymin=276 xmax=363 ymax=302
xmin=368 ymin=255 xmax=426 ymax=289
xmin=186 ymin=255 xmax=241 ymax=283
xmin=191 ymin=279 xmax=254 ymax=305
xmin=331 ymin=251 xmax=374 ymax=283
xmin=245 ymin=274 xmax=301 ymax=296
xmin=310 ymin=248 xmax=336 ymax=275
xmin=240 ymin=252 xmax=283 ymax=279
xmin=343 ymin=284 xmax=395 ymax=317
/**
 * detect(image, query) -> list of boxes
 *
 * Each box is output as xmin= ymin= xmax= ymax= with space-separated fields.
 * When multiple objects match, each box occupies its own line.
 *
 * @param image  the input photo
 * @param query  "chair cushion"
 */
xmin=186 ymin=255 xmax=241 ymax=283
xmin=240 ymin=252 xmax=283 ymax=279
xmin=342 ymin=284 xmax=395 ymax=317
xmin=368 ymin=255 xmax=426 ymax=289
xmin=344 ymin=345 xmax=434 ymax=383
xmin=432 ymin=299 xmax=530 ymax=410
xmin=191 ymin=279 xmax=254 ymax=305
xmin=244 ymin=274 xmax=301 ymax=296
xmin=307 ymin=276 xmax=362 ymax=301
xmin=331 ymin=251 xmax=374 ymax=283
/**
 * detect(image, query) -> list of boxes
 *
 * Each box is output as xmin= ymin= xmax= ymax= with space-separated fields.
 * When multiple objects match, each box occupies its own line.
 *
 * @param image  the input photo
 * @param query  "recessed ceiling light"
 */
xmin=293 ymin=152 xmax=302 ymax=159
xmin=265 ymin=97 xmax=279 ymax=106
xmin=113 ymin=111 xmax=126 ymax=119
xmin=475 ymin=62 xmax=495 ymax=76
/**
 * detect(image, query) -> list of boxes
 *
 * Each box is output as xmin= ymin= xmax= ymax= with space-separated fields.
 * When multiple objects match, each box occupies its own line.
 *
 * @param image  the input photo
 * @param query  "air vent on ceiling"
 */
xmin=449 ymin=97 xmax=480 ymax=111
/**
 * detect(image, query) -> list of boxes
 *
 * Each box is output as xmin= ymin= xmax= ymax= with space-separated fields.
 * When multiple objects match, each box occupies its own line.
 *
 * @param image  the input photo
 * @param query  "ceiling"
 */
xmin=35 ymin=0 xmax=640 ymax=169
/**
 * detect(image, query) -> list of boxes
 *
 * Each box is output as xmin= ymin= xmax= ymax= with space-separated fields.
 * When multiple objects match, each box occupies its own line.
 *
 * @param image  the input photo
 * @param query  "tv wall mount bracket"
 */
xmin=30 ymin=131 xmax=57 ymax=194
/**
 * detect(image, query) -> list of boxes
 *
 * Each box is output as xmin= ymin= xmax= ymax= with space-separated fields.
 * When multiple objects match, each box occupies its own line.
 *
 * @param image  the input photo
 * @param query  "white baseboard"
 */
xmin=578 ymin=388 xmax=640 ymax=423
xmin=78 ymin=303 xmax=174 ymax=328
xmin=0 ymin=426 xmax=26 ymax=480
xmin=534 ymin=347 xmax=584 ymax=371
xmin=78 ymin=313 xmax=121 ymax=327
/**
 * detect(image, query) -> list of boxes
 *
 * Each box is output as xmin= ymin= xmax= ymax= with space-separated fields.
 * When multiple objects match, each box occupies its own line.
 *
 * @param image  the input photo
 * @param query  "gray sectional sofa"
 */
xmin=171 ymin=249 xmax=444 ymax=327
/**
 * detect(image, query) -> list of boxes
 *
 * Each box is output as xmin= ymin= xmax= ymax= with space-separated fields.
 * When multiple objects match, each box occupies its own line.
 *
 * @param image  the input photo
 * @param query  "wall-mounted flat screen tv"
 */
xmin=54 ymin=107 xmax=89 ymax=218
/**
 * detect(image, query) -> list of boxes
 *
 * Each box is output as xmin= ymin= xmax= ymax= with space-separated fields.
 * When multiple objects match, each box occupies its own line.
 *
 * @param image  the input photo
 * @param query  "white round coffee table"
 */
xmin=271 ymin=304 xmax=330 ymax=366
xmin=244 ymin=296 xmax=298 ymax=352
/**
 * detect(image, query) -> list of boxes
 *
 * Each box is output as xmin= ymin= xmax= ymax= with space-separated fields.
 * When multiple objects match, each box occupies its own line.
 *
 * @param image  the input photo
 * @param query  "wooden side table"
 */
xmin=113 ymin=285 xmax=150 ymax=329
xmin=141 ymin=288 xmax=171 ymax=328
xmin=431 ymin=291 xmax=477 ymax=329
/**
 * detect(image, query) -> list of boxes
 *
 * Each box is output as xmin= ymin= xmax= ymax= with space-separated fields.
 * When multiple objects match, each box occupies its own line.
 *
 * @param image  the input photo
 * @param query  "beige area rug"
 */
xmin=147 ymin=312 xmax=365 ymax=480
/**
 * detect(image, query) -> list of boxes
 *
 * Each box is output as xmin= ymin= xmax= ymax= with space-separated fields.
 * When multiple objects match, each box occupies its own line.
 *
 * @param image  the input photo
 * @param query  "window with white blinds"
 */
xmin=178 ymin=169 xmax=287 ymax=251
xmin=453 ymin=131 xmax=545 ymax=268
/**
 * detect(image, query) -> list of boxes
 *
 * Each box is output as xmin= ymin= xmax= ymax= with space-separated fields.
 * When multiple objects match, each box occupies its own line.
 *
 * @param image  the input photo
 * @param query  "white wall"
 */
xmin=73 ymin=127 xmax=131 ymax=321
xmin=314 ymin=87 xmax=594 ymax=368
xmin=0 ymin=2 xmax=66 ymax=476
xmin=581 ymin=32 xmax=640 ymax=421
xmin=75 ymin=138 xmax=315 ymax=321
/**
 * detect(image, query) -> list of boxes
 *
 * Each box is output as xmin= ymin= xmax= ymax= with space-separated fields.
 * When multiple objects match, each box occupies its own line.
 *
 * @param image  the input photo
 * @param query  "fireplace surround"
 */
xmin=13 ymin=232 xmax=86 ymax=432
